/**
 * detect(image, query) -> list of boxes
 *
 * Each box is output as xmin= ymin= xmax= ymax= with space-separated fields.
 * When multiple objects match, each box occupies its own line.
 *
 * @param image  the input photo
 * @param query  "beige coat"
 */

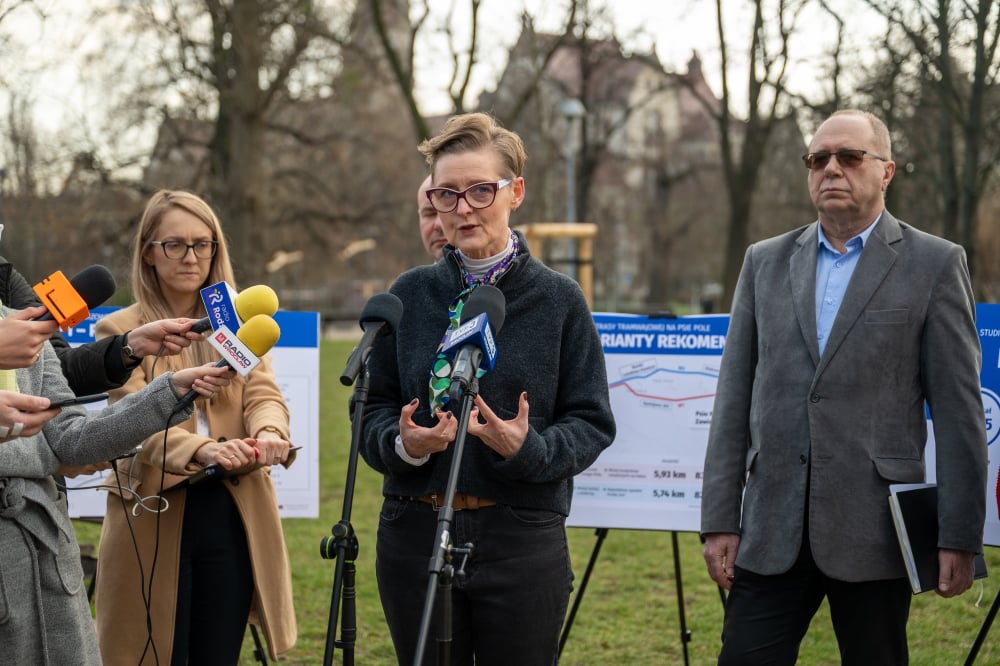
xmin=93 ymin=305 xmax=297 ymax=664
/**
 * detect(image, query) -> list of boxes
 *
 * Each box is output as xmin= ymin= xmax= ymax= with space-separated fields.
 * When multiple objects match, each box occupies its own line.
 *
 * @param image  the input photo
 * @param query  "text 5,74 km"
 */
xmin=979 ymin=328 xmax=1000 ymax=337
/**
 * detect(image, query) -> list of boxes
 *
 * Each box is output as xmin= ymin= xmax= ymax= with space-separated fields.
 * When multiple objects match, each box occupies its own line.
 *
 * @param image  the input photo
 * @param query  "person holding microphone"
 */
xmin=93 ymin=189 xmax=297 ymax=665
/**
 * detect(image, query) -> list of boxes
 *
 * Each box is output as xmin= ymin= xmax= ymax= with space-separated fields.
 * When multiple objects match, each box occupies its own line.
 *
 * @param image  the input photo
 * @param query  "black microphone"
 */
xmin=33 ymin=265 xmax=116 ymax=325
xmin=339 ymin=293 xmax=404 ymax=386
xmin=445 ymin=285 xmax=505 ymax=402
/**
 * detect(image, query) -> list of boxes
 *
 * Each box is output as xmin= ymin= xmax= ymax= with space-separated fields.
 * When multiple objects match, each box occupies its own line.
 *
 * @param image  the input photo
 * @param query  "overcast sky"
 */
xmin=414 ymin=0 xmax=887 ymax=115
xmin=6 ymin=0 xmax=887 ymax=134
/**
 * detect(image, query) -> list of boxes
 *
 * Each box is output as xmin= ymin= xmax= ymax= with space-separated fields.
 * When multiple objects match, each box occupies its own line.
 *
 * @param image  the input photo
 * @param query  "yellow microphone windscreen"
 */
xmin=234 ymin=285 xmax=279 ymax=322
xmin=236 ymin=314 xmax=281 ymax=356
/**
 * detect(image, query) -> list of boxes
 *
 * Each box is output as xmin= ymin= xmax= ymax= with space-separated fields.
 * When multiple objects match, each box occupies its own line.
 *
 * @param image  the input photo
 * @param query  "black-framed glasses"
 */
xmin=425 ymin=179 xmax=512 ymax=213
xmin=150 ymin=240 xmax=218 ymax=260
xmin=802 ymin=149 xmax=887 ymax=170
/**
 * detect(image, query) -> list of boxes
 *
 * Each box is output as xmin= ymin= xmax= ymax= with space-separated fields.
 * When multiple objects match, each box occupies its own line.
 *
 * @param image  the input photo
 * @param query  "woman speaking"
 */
xmin=361 ymin=112 xmax=616 ymax=665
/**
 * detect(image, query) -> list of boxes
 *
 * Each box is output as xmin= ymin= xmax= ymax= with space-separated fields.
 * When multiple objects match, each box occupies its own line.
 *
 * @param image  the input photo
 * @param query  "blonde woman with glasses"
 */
xmin=94 ymin=190 xmax=297 ymax=665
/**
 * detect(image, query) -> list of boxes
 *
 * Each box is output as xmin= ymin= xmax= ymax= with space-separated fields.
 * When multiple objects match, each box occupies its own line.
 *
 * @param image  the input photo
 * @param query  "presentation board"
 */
xmin=62 ymin=307 xmax=321 ymax=519
xmin=568 ymin=306 xmax=1000 ymax=547
xmin=567 ymin=313 xmax=728 ymax=532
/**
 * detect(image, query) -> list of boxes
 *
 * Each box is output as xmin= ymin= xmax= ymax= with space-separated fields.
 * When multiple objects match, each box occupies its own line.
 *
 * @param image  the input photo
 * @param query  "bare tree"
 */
xmin=673 ymin=0 xmax=810 ymax=310
xmin=81 ymin=0 xmax=344 ymax=284
xmin=368 ymin=0 xmax=581 ymax=144
xmin=862 ymin=0 xmax=1000 ymax=294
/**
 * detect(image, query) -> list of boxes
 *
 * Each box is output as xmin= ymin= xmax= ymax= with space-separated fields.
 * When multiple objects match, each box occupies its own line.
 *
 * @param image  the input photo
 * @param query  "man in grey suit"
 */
xmin=700 ymin=109 xmax=987 ymax=665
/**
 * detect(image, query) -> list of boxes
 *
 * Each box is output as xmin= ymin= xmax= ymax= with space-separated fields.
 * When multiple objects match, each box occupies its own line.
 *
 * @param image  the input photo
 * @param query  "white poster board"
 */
xmin=567 ymin=313 xmax=728 ymax=532
xmin=568 ymin=307 xmax=1000 ymax=542
xmin=63 ymin=307 xmax=321 ymax=519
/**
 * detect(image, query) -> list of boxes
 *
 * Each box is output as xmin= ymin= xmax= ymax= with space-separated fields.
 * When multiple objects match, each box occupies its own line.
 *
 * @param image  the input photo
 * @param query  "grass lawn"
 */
xmin=76 ymin=339 xmax=1000 ymax=664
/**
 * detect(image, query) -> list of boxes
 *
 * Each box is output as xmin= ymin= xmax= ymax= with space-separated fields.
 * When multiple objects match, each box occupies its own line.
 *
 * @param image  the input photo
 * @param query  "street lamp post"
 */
xmin=559 ymin=98 xmax=586 ymax=280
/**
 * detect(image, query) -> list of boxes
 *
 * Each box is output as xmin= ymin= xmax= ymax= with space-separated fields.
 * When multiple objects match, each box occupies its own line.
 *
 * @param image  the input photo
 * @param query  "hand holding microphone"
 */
xmin=190 ymin=284 xmax=279 ymax=334
xmin=169 ymin=362 xmax=239 ymax=408
xmin=123 ymin=318 xmax=206 ymax=361
xmin=0 ymin=264 xmax=118 ymax=370
xmin=172 ymin=314 xmax=282 ymax=414
xmin=0 ymin=308 xmax=59 ymax=369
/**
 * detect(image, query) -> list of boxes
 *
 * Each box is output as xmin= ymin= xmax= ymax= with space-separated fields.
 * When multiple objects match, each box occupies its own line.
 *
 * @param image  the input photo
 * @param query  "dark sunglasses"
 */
xmin=801 ymin=148 xmax=887 ymax=170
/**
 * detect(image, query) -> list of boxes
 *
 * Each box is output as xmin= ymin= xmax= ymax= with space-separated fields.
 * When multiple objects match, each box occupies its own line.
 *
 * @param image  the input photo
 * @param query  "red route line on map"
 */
xmin=611 ymin=382 xmax=715 ymax=402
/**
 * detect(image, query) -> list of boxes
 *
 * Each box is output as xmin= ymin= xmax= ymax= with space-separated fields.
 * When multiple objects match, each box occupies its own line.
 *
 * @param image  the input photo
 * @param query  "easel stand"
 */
xmin=319 ymin=365 xmax=371 ymax=666
xmin=412 ymin=377 xmax=479 ymax=666
xmin=966 ymin=587 xmax=1000 ymax=665
xmin=559 ymin=529 xmax=721 ymax=665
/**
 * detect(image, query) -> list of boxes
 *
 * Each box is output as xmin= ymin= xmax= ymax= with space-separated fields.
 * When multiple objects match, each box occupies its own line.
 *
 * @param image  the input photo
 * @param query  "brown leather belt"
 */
xmin=415 ymin=493 xmax=496 ymax=511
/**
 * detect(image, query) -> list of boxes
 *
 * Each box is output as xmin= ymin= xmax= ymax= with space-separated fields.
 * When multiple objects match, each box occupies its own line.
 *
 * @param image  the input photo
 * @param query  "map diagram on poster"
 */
xmin=570 ymin=307 xmax=998 ymax=539
xmin=567 ymin=313 xmax=729 ymax=532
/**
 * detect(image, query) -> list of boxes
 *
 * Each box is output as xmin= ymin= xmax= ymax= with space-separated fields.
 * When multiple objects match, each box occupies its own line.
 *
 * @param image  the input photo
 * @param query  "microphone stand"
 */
xmin=319 ymin=352 xmax=372 ymax=666
xmin=412 ymin=375 xmax=478 ymax=666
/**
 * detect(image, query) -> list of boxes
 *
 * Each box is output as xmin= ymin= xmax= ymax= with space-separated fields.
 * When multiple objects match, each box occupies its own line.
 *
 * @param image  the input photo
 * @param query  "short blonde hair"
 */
xmin=418 ymin=112 xmax=527 ymax=179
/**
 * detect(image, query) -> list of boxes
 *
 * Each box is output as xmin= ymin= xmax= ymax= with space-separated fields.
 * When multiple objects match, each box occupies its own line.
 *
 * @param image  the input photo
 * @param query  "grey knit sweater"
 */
xmin=360 ymin=232 xmax=616 ymax=515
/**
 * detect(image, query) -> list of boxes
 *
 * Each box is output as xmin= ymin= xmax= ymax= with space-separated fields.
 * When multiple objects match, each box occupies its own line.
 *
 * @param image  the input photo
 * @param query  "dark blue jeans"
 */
xmin=375 ymin=497 xmax=573 ymax=666
xmin=718 ymin=537 xmax=912 ymax=666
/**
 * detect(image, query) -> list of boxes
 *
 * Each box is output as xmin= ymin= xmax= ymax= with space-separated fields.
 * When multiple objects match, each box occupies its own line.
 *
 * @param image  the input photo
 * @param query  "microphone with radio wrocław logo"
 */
xmin=172 ymin=313 xmax=281 ymax=415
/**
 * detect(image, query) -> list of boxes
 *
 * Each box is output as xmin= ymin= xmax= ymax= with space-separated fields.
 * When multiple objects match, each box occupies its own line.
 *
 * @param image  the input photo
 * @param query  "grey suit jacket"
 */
xmin=700 ymin=211 xmax=987 ymax=581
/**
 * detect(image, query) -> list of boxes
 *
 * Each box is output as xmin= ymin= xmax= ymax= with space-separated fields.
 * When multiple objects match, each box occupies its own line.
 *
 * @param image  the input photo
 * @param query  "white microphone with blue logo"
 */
xmin=441 ymin=285 xmax=506 ymax=403
xmin=191 ymin=282 xmax=279 ymax=334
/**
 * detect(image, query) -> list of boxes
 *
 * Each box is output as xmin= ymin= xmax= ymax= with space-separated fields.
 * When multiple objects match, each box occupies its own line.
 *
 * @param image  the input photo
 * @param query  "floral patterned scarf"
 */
xmin=427 ymin=231 xmax=519 ymax=414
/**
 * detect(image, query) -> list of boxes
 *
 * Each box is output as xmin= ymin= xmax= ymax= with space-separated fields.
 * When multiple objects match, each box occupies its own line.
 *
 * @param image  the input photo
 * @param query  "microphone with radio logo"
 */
xmin=171 ymin=313 xmax=281 ymax=415
xmin=191 ymin=283 xmax=279 ymax=334
xmin=440 ymin=284 xmax=506 ymax=403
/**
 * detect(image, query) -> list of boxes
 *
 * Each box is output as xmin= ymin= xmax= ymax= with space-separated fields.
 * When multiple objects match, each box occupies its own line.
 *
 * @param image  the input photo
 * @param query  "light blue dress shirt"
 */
xmin=815 ymin=215 xmax=881 ymax=357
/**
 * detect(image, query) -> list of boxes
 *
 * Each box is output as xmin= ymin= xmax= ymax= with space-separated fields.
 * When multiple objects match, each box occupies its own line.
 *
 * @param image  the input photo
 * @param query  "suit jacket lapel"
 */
xmin=790 ymin=223 xmax=820 ymax=367
xmin=816 ymin=212 xmax=902 ymax=374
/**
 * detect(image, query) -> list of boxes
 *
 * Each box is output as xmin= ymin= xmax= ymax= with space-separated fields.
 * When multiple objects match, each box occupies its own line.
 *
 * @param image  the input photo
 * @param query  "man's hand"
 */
xmin=703 ymin=532 xmax=741 ymax=590
xmin=937 ymin=548 xmax=976 ymax=598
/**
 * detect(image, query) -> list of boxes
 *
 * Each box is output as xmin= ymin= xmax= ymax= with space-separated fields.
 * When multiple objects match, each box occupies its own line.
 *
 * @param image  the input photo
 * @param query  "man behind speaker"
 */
xmin=700 ymin=109 xmax=987 ymax=664
xmin=418 ymin=173 xmax=448 ymax=261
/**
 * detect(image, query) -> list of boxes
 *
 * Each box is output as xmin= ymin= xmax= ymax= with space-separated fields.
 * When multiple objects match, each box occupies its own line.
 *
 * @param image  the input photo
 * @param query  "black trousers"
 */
xmin=375 ymin=498 xmax=573 ymax=666
xmin=171 ymin=480 xmax=254 ymax=666
xmin=718 ymin=537 xmax=912 ymax=666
